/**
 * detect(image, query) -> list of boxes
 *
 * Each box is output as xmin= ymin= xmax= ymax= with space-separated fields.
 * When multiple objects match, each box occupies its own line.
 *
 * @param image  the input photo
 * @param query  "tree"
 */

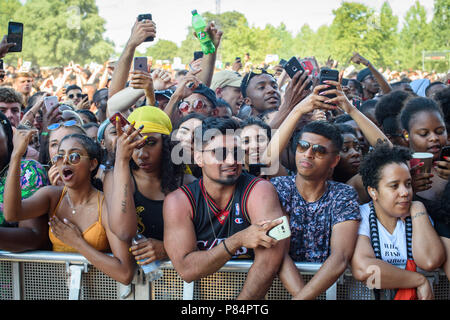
xmin=145 ymin=39 xmax=179 ymax=61
xmin=0 ymin=0 xmax=22 ymax=37
xmin=398 ymin=1 xmax=432 ymax=70
xmin=329 ymin=2 xmax=375 ymax=63
xmin=5 ymin=0 xmax=114 ymax=67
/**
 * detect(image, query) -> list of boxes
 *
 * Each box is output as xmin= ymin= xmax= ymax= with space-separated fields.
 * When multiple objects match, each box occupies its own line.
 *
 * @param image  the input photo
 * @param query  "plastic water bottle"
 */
xmin=132 ymin=234 xmax=163 ymax=282
xmin=191 ymin=9 xmax=215 ymax=54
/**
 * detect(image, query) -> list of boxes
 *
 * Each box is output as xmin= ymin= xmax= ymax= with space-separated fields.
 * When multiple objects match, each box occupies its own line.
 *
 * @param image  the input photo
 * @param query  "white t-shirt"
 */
xmin=358 ymin=203 xmax=407 ymax=268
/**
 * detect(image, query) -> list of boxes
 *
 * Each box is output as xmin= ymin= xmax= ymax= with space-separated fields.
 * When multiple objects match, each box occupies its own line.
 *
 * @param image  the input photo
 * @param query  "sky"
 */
xmin=96 ymin=0 xmax=436 ymax=51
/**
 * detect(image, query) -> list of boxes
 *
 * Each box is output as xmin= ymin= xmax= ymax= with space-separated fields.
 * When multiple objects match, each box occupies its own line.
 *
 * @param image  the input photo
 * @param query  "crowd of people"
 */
xmin=0 ymin=16 xmax=449 ymax=301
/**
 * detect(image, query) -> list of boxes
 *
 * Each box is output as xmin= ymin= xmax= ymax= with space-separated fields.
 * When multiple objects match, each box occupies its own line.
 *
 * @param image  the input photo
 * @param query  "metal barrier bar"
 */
xmin=0 ymin=250 xmax=448 ymax=300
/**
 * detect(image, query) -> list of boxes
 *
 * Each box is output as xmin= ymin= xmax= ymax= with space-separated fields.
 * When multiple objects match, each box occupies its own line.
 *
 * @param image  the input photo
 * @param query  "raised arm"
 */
xmin=4 ymin=130 xmax=52 ymax=222
xmin=108 ymin=19 xmax=156 ymax=98
xmin=261 ymin=83 xmax=337 ymax=176
xmin=104 ymin=120 xmax=147 ymax=242
xmin=196 ymin=22 xmax=222 ymax=88
xmin=322 ymin=80 xmax=392 ymax=148
xmin=350 ymin=52 xmax=392 ymax=95
xmin=106 ymin=86 xmax=144 ymax=118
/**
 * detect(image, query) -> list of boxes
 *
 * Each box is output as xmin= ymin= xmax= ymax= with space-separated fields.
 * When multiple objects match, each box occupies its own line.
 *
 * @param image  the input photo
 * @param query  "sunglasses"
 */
xmin=68 ymin=93 xmax=83 ymax=99
xmin=47 ymin=119 xmax=78 ymax=131
xmin=243 ymin=68 xmax=275 ymax=89
xmin=203 ymin=147 xmax=244 ymax=162
xmin=51 ymin=152 xmax=90 ymax=165
xmin=178 ymin=99 xmax=206 ymax=113
xmin=296 ymin=140 xmax=337 ymax=159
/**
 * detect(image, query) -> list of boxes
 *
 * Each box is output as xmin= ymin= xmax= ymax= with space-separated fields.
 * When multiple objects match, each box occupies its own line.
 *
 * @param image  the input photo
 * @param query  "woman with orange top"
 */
xmin=3 ymin=130 xmax=135 ymax=285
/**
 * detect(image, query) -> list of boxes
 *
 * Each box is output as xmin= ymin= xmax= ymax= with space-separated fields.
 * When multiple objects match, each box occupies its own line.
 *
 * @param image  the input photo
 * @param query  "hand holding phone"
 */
xmin=44 ymin=96 xmax=59 ymax=113
xmin=7 ymin=22 xmax=23 ymax=53
xmin=439 ymin=146 xmax=450 ymax=162
xmin=194 ymin=51 xmax=204 ymax=61
xmin=133 ymin=57 xmax=148 ymax=72
xmin=284 ymin=56 xmax=312 ymax=90
xmin=109 ymin=112 xmax=146 ymax=149
xmin=319 ymin=68 xmax=340 ymax=100
xmin=267 ymin=216 xmax=291 ymax=240
xmin=137 ymin=14 xmax=154 ymax=42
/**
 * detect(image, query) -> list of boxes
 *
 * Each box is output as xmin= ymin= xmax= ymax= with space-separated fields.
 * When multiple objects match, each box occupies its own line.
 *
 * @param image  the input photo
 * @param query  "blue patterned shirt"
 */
xmin=271 ymin=175 xmax=361 ymax=263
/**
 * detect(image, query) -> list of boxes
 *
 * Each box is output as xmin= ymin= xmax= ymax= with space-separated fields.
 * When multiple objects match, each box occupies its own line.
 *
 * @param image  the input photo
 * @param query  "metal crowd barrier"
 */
xmin=0 ymin=250 xmax=448 ymax=300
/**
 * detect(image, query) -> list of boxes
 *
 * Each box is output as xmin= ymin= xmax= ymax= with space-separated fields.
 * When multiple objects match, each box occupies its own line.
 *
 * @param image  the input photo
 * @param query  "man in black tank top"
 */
xmin=164 ymin=118 xmax=288 ymax=299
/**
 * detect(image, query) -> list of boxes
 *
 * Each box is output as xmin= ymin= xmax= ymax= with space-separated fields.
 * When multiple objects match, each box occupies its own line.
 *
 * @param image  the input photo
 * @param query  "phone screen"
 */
xmin=7 ymin=22 xmax=23 ymax=52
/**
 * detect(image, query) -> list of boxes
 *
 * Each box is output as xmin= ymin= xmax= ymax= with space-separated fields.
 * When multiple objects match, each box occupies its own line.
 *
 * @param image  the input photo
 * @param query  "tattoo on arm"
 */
xmin=412 ymin=211 xmax=426 ymax=220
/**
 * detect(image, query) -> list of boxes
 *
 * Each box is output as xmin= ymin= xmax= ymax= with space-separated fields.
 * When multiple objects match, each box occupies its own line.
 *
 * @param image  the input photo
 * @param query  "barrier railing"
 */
xmin=0 ymin=250 xmax=448 ymax=300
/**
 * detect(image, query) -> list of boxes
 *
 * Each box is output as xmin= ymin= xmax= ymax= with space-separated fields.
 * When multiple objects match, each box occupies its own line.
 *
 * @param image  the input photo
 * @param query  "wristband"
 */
xmin=222 ymin=240 xmax=234 ymax=257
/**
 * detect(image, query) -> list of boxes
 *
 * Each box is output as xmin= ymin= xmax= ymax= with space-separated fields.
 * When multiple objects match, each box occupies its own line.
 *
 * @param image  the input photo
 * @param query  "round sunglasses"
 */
xmin=47 ymin=119 xmax=78 ymax=131
xmin=178 ymin=99 xmax=206 ymax=113
xmin=296 ymin=140 xmax=338 ymax=159
xmin=51 ymin=152 xmax=90 ymax=165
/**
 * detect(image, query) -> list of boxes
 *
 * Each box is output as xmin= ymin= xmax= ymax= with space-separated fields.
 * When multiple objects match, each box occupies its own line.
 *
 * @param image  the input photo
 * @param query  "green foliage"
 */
xmin=3 ymin=0 xmax=114 ymax=67
xmin=145 ymin=39 xmax=179 ymax=61
xmin=1 ymin=1 xmax=447 ymax=72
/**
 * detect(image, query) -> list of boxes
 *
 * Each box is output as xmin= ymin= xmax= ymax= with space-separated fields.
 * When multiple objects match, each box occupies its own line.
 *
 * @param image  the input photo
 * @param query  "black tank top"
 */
xmin=132 ymin=174 xmax=164 ymax=241
xmin=179 ymin=172 xmax=262 ymax=259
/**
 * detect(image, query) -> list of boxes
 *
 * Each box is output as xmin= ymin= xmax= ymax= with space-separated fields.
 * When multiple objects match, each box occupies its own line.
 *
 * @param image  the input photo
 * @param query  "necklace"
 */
xmin=65 ymin=191 xmax=77 ymax=215
xmin=65 ymin=189 xmax=96 ymax=215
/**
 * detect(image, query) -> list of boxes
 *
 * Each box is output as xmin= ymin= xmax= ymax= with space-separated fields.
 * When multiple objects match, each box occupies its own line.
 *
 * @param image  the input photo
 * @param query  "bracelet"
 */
xmin=222 ymin=240 xmax=234 ymax=257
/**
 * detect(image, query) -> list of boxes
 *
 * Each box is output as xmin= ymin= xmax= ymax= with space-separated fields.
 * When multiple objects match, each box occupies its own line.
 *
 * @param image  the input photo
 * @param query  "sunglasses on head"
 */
xmin=68 ymin=93 xmax=83 ymax=99
xmin=178 ymin=99 xmax=207 ymax=113
xmin=243 ymin=68 xmax=275 ymax=89
xmin=51 ymin=152 xmax=90 ymax=165
xmin=296 ymin=140 xmax=337 ymax=159
xmin=47 ymin=119 xmax=78 ymax=131
xmin=203 ymin=146 xmax=244 ymax=162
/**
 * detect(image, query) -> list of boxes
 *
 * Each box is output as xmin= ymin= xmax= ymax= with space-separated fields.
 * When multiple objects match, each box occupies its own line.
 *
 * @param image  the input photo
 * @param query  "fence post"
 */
xmin=67 ymin=264 xmax=87 ymax=300
xmin=183 ymin=281 xmax=194 ymax=300
xmin=12 ymin=262 xmax=21 ymax=300
xmin=326 ymin=281 xmax=337 ymax=300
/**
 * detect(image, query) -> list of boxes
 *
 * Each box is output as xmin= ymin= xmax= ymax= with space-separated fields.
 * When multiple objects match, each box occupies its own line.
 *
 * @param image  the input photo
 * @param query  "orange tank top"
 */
xmin=49 ymin=187 xmax=110 ymax=253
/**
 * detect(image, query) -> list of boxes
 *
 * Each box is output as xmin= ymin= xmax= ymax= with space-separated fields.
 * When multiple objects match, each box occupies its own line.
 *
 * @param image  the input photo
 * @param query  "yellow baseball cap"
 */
xmin=127 ymin=106 xmax=172 ymax=136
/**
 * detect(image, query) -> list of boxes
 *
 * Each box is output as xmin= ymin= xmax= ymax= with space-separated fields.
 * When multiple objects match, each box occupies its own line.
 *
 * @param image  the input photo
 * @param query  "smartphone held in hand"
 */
xmin=267 ymin=216 xmax=291 ymax=240
xmin=137 ymin=14 xmax=154 ymax=42
xmin=44 ymin=96 xmax=59 ymax=113
xmin=133 ymin=57 xmax=148 ymax=72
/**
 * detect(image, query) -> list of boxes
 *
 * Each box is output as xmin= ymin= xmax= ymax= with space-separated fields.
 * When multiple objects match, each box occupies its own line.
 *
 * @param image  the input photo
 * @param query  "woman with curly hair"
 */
xmin=351 ymin=143 xmax=444 ymax=300
xmin=105 ymin=106 xmax=195 ymax=268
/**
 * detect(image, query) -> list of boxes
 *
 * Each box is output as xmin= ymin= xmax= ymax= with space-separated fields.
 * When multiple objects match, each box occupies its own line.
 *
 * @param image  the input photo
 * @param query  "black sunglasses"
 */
xmin=203 ymin=147 xmax=244 ymax=162
xmin=296 ymin=140 xmax=338 ymax=158
xmin=68 ymin=93 xmax=83 ymax=99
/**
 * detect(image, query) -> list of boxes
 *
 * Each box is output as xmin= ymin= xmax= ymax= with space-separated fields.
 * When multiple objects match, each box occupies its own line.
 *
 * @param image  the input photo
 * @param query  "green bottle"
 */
xmin=191 ymin=10 xmax=215 ymax=54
